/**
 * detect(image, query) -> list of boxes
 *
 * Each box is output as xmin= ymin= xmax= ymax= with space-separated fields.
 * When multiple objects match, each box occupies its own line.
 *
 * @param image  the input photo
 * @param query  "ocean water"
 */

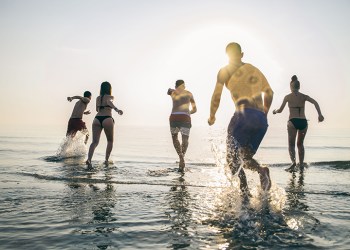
xmin=0 ymin=125 xmax=349 ymax=249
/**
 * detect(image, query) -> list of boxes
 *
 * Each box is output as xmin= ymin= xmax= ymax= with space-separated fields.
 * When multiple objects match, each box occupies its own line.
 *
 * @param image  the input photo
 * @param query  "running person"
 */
xmin=66 ymin=91 xmax=92 ymax=144
xmin=208 ymin=42 xmax=274 ymax=192
xmin=86 ymin=82 xmax=123 ymax=165
xmin=273 ymin=75 xmax=324 ymax=172
xmin=168 ymin=80 xmax=197 ymax=172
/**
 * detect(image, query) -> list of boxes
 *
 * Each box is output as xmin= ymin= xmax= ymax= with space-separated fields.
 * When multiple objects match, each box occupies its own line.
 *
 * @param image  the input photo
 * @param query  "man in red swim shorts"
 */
xmin=167 ymin=80 xmax=197 ymax=172
xmin=66 ymin=91 xmax=92 ymax=144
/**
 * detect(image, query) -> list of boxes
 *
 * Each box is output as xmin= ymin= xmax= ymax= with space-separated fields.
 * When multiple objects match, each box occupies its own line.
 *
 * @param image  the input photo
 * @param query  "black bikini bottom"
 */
xmin=289 ymin=118 xmax=308 ymax=130
xmin=95 ymin=116 xmax=114 ymax=127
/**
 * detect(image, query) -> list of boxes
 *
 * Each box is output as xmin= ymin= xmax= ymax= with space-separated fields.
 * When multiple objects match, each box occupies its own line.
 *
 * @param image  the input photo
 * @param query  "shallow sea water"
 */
xmin=0 ymin=126 xmax=349 ymax=249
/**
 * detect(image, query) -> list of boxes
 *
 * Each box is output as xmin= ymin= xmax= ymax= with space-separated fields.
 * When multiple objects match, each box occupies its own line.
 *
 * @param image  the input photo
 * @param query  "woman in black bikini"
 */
xmin=86 ymin=81 xmax=123 ymax=165
xmin=273 ymin=75 xmax=324 ymax=172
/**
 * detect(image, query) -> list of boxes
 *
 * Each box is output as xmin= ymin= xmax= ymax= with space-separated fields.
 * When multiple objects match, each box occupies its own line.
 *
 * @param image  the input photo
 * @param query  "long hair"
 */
xmin=100 ymin=81 xmax=112 ymax=106
xmin=100 ymin=81 xmax=112 ymax=96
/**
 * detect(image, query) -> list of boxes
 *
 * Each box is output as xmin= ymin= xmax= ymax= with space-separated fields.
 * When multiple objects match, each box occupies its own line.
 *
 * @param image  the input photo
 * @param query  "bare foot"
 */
xmin=259 ymin=167 xmax=271 ymax=191
xmin=85 ymin=160 xmax=92 ymax=166
xmin=285 ymin=163 xmax=296 ymax=172
xmin=178 ymin=156 xmax=185 ymax=173
xmin=104 ymin=160 xmax=113 ymax=166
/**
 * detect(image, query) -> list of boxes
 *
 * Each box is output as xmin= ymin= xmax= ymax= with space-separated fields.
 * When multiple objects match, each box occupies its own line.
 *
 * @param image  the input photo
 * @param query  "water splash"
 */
xmin=55 ymin=132 xmax=87 ymax=159
xmin=208 ymin=131 xmax=289 ymax=245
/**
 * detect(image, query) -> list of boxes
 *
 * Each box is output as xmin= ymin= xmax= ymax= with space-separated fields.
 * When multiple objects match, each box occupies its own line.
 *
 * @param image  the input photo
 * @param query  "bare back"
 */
xmin=71 ymin=98 xmax=90 ymax=119
xmin=171 ymin=89 xmax=193 ymax=114
xmin=96 ymin=95 xmax=115 ymax=116
xmin=222 ymin=63 xmax=272 ymax=112
xmin=286 ymin=92 xmax=309 ymax=119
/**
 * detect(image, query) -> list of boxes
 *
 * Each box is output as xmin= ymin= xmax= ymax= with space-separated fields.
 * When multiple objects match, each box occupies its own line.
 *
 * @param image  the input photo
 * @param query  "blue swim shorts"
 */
xmin=227 ymin=108 xmax=268 ymax=155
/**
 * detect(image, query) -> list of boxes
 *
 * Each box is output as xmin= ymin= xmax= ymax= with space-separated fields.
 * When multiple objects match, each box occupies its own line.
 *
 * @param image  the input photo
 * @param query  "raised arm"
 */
xmin=306 ymin=96 xmax=324 ymax=122
xmin=67 ymin=96 xmax=90 ymax=104
xmin=208 ymin=69 xmax=226 ymax=125
xmin=107 ymin=98 xmax=123 ymax=115
xmin=273 ymin=96 xmax=288 ymax=115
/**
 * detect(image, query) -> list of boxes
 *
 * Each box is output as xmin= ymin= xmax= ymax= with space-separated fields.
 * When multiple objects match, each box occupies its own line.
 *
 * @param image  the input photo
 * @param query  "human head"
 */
xmin=175 ymin=79 xmax=185 ymax=88
xmin=84 ymin=91 xmax=92 ymax=99
xmin=100 ymin=81 xmax=112 ymax=95
xmin=290 ymin=75 xmax=300 ymax=91
xmin=226 ymin=42 xmax=243 ymax=60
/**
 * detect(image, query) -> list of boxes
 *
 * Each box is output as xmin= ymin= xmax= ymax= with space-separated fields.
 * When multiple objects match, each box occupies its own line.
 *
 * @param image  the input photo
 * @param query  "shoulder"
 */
xmin=302 ymin=93 xmax=311 ymax=100
xmin=105 ymin=95 xmax=114 ymax=100
xmin=243 ymin=63 xmax=266 ymax=77
xmin=285 ymin=93 xmax=292 ymax=100
xmin=186 ymin=90 xmax=194 ymax=98
xmin=217 ymin=65 xmax=231 ymax=83
xmin=81 ymin=97 xmax=90 ymax=104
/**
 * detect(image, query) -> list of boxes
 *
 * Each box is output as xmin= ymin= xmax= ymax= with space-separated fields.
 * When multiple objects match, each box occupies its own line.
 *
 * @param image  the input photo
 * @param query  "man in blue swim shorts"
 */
xmin=168 ymin=80 xmax=197 ymax=172
xmin=208 ymin=42 xmax=274 ymax=192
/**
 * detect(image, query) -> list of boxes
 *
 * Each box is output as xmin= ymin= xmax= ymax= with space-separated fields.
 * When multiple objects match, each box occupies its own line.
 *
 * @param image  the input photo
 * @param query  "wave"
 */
xmin=40 ymin=156 xmax=350 ymax=170
xmin=17 ymin=172 xmax=213 ymax=188
xmin=287 ymin=190 xmax=350 ymax=197
xmin=308 ymin=160 xmax=350 ymax=170
xmin=266 ymin=161 xmax=350 ymax=170
xmin=260 ymin=146 xmax=350 ymax=150
xmin=42 ymin=155 xmax=85 ymax=162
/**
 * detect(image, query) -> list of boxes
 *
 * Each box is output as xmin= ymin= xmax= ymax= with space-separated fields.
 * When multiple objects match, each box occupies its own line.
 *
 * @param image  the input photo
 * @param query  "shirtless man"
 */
xmin=66 ymin=91 xmax=91 ymax=144
xmin=208 ymin=42 xmax=274 ymax=192
xmin=273 ymin=75 xmax=324 ymax=172
xmin=167 ymin=80 xmax=197 ymax=172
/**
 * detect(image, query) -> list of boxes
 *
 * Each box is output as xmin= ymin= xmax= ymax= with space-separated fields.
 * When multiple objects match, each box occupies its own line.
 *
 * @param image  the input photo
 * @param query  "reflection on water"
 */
xmin=165 ymin=176 xmax=192 ymax=249
xmin=61 ymin=159 xmax=119 ymax=249
xmin=286 ymin=168 xmax=308 ymax=212
xmin=285 ymin=168 xmax=320 ymax=235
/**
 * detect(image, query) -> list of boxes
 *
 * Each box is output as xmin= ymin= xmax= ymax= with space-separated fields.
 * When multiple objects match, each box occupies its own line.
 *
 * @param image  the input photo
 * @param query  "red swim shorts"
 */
xmin=66 ymin=118 xmax=87 ymax=136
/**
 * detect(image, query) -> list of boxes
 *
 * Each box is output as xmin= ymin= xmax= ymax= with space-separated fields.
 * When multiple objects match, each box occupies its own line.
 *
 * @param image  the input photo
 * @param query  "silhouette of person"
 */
xmin=66 ymin=91 xmax=92 ymax=144
xmin=273 ymin=75 xmax=324 ymax=172
xmin=167 ymin=80 xmax=197 ymax=172
xmin=208 ymin=42 xmax=274 ymax=192
xmin=86 ymin=82 xmax=123 ymax=165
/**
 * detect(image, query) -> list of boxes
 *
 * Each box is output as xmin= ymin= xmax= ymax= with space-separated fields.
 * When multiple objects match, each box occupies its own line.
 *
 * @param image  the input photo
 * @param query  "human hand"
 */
xmin=272 ymin=109 xmax=277 ymax=115
xmin=167 ymin=88 xmax=174 ymax=95
xmin=318 ymin=115 xmax=324 ymax=122
xmin=67 ymin=97 xmax=72 ymax=102
xmin=117 ymin=109 xmax=123 ymax=115
xmin=208 ymin=116 xmax=215 ymax=126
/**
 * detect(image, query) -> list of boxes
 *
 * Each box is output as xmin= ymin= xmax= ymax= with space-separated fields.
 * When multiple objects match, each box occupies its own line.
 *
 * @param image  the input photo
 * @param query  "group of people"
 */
xmin=65 ymin=42 xmax=324 ymax=193
xmin=66 ymin=82 xmax=123 ymax=165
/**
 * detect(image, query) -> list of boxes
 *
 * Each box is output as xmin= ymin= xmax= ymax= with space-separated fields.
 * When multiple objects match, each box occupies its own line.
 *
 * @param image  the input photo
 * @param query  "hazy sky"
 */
xmin=1 ymin=0 xmax=349 ymax=131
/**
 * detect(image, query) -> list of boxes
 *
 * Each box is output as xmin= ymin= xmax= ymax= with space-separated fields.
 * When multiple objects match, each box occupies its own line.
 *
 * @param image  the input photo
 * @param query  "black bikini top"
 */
xmin=290 ymin=106 xmax=304 ymax=115
xmin=98 ymin=95 xmax=113 ymax=109
xmin=98 ymin=105 xmax=113 ymax=109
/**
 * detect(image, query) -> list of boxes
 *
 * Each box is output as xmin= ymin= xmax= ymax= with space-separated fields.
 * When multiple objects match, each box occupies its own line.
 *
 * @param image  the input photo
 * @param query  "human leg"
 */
xmin=227 ymin=133 xmax=249 ymax=192
xmin=238 ymin=146 xmax=271 ymax=191
xmin=171 ymin=132 xmax=185 ymax=171
xmin=231 ymin=110 xmax=270 ymax=191
xmin=297 ymin=126 xmax=308 ymax=167
xmin=181 ymin=134 xmax=189 ymax=156
xmin=102 ymin=118 xmax=114 ymax=163
xmin=286 ymin=121 xmax=297 ymax=171
xmin=86 ymin=119 xmax=103 ymax=164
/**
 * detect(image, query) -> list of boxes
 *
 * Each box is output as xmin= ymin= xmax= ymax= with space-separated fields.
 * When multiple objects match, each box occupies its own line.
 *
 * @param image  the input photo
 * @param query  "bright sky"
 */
xmin=1 ymin=0 xmax=349 ymax=131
